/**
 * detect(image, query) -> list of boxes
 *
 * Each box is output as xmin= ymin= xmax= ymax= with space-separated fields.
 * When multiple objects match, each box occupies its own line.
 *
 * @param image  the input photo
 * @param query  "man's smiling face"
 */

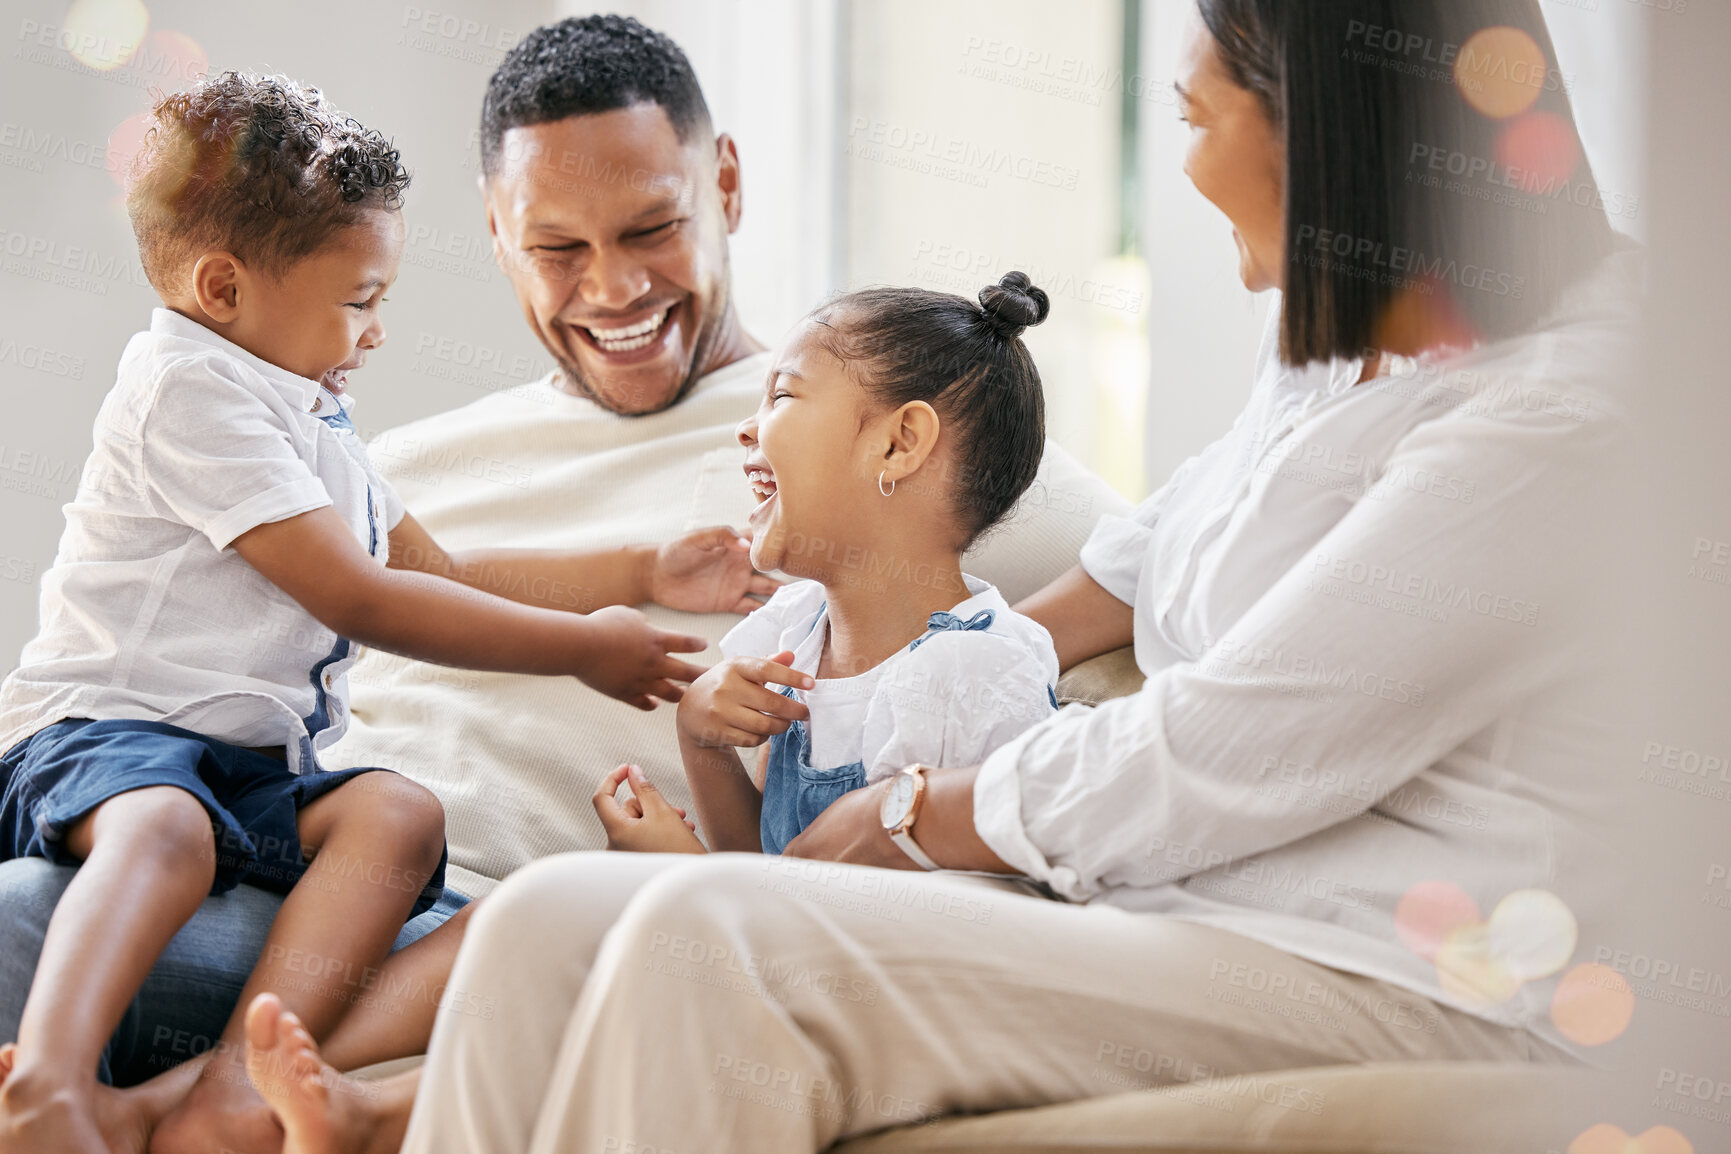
xmin=482 ymin=103 xmax=742 ymax=415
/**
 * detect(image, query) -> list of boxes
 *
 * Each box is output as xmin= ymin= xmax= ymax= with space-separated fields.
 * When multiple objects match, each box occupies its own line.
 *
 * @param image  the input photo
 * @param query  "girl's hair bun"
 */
xmin=978 ymin=271 xmax=1050 ymax=341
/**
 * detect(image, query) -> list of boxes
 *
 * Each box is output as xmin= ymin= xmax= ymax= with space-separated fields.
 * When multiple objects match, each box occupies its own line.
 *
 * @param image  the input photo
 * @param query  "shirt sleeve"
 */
xmin=1080 ymin=406 xmax=1257 ymax=605
xmin=1077 ymin=455 xmax=1198 ymax=605
xmin=377 ymin=476 xmax=406 ymax=532
xmin=962 ymin=438 xmax=1133 ymax=605
xmin=975 ymin=401 xmax=1610 ymax=902
xmin=1082 ymin=303 xmax=1289 ymax=606
xmin=719 ymin=580 xmax=826 ymax=660
xmin=138 ymin=358 xmax=331 ymax=552
xmin=866 ymin=630 xmax=1059 ymax=783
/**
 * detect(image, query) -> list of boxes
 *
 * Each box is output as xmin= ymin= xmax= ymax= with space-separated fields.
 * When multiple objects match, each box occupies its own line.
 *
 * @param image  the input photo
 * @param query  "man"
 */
xmin=0 ymin=9 xmax=1123 ymax=1123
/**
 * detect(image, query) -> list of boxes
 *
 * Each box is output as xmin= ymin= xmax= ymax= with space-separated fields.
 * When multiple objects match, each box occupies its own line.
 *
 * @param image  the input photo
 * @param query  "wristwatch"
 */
xmin=880 ymin=765 xmax=941 ymax=870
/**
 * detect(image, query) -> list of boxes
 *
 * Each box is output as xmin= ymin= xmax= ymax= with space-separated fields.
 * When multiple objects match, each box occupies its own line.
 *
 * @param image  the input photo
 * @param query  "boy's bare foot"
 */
xmin=0 ymin=1041 xmax=210 ymax=1154
xmin=243 ymin=995 xmax=398 ymax=1154
xmin=0 ymin=1058 xmax=107 ymax=1154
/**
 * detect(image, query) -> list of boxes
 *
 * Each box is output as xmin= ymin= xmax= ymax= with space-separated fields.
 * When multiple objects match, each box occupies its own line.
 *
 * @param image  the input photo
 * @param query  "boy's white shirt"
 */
xmin=718 ymin=575 xmax=1059 ymax=784
xmin=0 ymin=308 xmax=402 ymax=773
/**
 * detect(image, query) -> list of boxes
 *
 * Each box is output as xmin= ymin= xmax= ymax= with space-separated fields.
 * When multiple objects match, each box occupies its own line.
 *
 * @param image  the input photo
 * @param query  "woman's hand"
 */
xmin=677 ymin=651 xmax=812 ymax=748
xmin=593 ymin=764 xmax=707 ymax=854
xmin=784 ymin=766 xmax=1019 ymax=875
xmin=651 ymin=526 xmax=782 ymax=615
xmin=781 ymin=781 xmax=912 ymax=868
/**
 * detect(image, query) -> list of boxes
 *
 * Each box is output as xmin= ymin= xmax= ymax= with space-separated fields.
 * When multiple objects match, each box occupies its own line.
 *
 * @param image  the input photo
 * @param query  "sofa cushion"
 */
xmin=1055 ymin=646 xmax=1145 ymax=706
xmin=831 ymin=1062 xmax=1606 ymax=1154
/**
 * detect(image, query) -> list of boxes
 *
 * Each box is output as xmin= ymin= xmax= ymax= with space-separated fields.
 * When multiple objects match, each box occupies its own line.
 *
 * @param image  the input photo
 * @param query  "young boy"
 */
xmin=0 ymin=71 xmax=767 ymax=1154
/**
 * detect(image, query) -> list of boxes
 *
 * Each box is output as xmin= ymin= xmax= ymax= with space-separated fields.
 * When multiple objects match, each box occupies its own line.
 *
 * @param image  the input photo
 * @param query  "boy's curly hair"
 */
xmin=127 ymin=70 xmax=410 ymax=297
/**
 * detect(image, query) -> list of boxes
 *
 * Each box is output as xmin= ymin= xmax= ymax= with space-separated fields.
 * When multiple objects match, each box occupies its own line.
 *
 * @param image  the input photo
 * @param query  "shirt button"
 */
xmin=323 ymin=671 xmax=335 ymax=690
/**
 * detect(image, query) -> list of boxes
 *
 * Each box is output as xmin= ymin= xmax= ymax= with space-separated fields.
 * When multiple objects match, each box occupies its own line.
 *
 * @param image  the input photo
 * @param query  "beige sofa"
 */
xmin=362 ymin=649 xmax=1608 ymax=1151
xmin=834 ymin=1061 xmax=1609 ymax=1153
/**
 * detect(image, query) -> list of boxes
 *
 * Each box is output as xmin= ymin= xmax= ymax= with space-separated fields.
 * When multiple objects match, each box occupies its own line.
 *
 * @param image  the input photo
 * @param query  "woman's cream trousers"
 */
xmin=400 ymin=852 xmax=1561 ymax=1154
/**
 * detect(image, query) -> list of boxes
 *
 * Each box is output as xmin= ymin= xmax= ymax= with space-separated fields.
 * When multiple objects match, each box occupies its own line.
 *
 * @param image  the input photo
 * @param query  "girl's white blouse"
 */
xmin=974 ymin=243 xmax=1644 ymax=1047
xmin=721 ymin=575 xmax=1059 ymax=784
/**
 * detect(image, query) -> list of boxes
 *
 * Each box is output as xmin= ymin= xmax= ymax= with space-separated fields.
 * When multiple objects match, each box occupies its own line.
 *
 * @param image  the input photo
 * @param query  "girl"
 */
xmin=596 ymin=273 xmax=1062 ymax=859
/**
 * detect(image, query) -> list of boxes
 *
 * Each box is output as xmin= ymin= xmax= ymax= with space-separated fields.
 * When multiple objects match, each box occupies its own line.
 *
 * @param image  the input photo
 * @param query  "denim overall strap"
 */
xmin=758 ymin=683 xmax=869 ymax=855
xmin=759 ymin=686 xmax=812 ymax=855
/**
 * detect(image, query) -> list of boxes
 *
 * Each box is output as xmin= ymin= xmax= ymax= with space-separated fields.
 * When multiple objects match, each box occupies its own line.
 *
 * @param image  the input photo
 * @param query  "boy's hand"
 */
xmin=574 ymin=605 xmax=709 ymax=710
xmin=650 ymin=527 xmax=781 ymax=615
xmin=593 ymin=764 xmax=706 ymax=853
xmin=677 ymin=650 xmax=813 ymax=748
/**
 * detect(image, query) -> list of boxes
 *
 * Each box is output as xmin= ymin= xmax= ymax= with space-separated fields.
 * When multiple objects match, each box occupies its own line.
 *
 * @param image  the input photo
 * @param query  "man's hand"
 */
xmin=593 ymin=764 xmax=706 ymax=854
xmin=651 ymin=526 xmax=781 ymax=615
xmin=573 ymin=605 xmax=710 ymax=710
xmin=677 ymin=650 xmax=812 ymax=747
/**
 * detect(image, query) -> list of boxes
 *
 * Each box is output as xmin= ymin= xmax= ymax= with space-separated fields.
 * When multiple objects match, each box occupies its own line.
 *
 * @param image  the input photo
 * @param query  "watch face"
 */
xmin=880 ymin=772 xmax=916 ymax=827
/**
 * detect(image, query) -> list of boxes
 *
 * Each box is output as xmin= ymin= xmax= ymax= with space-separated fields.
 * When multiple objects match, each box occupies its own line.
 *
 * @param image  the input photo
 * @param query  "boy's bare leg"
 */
xmin=0 ymin=787 xmax=219 ymax=1154
xmin=151 ymin=774 xmax=445 ymax=1154
xmin=317 ymin=903 xmax=475 ymax=1073
xmin=244 ymin=994 xmax=418 ymax=1154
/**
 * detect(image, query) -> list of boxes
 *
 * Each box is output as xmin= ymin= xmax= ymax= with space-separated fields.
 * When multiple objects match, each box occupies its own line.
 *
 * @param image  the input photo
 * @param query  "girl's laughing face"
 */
xmin=736 ymin=314 xmax=890 ymax=581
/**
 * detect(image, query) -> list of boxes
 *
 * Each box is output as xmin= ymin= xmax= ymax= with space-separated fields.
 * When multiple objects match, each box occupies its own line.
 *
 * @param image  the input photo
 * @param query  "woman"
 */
xmin=243 ymin=1 xmax=1641 ymax=1150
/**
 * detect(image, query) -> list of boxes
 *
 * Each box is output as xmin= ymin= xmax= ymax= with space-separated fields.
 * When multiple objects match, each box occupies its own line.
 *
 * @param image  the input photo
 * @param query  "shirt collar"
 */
xmin=790 ymin=573 xmax=1008 ymax=678
xmin=149 ymin=308 xmax=326 ymax=413
xmin=945 ymin=573 xmax=1007 ymax=621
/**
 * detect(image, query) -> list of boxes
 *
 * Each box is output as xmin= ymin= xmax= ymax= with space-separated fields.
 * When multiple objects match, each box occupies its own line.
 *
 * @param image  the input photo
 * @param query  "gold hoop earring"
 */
xmin=878 ymin=471 xmax=895 ymax=497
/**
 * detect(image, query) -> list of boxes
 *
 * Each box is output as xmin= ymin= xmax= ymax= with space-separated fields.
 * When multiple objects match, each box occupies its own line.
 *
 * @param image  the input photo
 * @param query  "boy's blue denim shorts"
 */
xmin=0 ymin=717 xmax=446 ymax=917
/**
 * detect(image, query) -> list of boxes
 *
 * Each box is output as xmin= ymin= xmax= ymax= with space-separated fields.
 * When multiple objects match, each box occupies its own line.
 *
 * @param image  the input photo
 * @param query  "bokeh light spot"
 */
xmin=138 ymin=28 xmax=208 ymax=87
xmin=62 ymin=0 xmax=150 ymax=72
xmin=1496 ymin=111 xmax=1583 ymax=195
xmin=1568 ymin=1123 xmax=1693 ymax=1154
xmin=1454 ymin=26 xmax=1547 ymax=120
xmin=106 ymin=109 xmax=154 ymax=190
xmin=1435 ymin=922 xmax=1522 ymax=1007
xmin=1550 ymin=963 xmax=1635 ymax=1047
xmin=1485 ymin=888 xmax=1578 ymax=981
xmin=1395 ymin=880 xmax=1481 ymax=961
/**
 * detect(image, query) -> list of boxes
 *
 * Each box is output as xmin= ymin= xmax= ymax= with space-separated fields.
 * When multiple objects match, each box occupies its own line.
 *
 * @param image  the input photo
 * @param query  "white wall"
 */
xmin=845 ymin=0 xmax=1138 ymax=493
xmin=1140 ymin=0 xmax=1272 ymax=502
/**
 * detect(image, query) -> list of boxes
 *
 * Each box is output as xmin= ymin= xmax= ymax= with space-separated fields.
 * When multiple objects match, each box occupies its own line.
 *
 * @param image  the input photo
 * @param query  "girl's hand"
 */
xmin=593 ymin=764 xmax=707 ymax=854
xmin=572 ymin=605 xmax=709 ymax=709
xmin=677 ymin=651 xmax=813 ymax=748
xmin=650 ymin=526 xmax=782 ymax=615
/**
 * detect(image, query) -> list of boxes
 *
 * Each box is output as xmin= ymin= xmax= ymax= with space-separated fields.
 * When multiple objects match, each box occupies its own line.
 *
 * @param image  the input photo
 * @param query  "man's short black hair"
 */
xmin=479 ymin=14 xmax=713 ymax=176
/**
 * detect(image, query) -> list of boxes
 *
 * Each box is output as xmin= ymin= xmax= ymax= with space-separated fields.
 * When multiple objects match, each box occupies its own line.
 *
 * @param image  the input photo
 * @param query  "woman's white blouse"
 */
xmin=974 ymin=243 xmax=1642 ymax=1044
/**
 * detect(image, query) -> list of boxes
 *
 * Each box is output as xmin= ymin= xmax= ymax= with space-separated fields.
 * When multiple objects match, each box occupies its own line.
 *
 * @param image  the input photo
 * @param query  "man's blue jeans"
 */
xmin=0 ymin=857 xmax=465 ymax=1087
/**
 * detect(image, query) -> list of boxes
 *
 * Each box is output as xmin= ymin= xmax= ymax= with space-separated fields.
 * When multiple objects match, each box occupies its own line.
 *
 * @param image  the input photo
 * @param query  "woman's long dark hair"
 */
xmin=1199 ymin=0 xmax=1617 ymax=365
